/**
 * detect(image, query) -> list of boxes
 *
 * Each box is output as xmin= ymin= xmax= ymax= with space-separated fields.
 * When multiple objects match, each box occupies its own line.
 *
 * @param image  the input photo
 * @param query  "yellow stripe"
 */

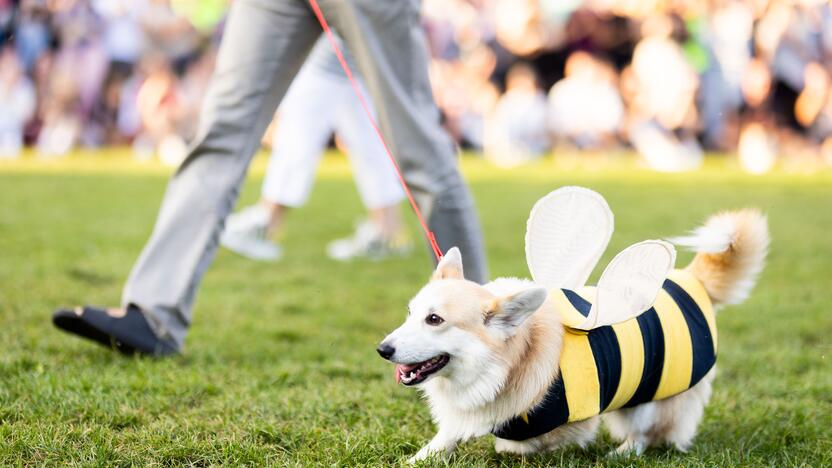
xmin=561 ymin=330 xmax=600 ymax=421
xmin=607 ymin=318 xmax=645 ymax=410
xmin=653 ymin=289 xmax=694 ymax=400
xmin=552 ymin=289 xmax=590 ymax=329
xmin=668 ymin=269 xmax=718 ymax=354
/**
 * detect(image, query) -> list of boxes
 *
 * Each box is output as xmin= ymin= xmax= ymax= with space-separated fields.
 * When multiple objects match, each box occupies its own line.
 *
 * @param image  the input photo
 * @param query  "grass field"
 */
xmin=1 ymin=151 xmax=830 ymax=466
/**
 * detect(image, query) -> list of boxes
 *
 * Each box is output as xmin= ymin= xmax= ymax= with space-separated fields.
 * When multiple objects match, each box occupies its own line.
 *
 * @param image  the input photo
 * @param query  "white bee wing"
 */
xmin=575 ymin=240 xmax=676 ymax=330
xmin=525 ymin=186 xmax=614 ymax=290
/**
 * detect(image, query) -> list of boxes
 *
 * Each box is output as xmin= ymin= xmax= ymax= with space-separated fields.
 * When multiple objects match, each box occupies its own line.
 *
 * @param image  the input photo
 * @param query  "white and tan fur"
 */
xmin=379 ymin=210 xmax=768 ymax=463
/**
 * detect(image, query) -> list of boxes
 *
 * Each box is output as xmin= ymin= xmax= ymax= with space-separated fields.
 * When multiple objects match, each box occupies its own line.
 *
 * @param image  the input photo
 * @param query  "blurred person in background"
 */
xmin=492 ymin=0 xmax=566 ymax=58
xmin=547 ymin=50 xmax=623 ymax=148
xmin=0 ymin=46 xmax=36 ymax=158
xmin=91 ymin=0 xmax=145 ymax=144
xmin=52 ymin=0 xmax=488 ymax=356
xmin=49 ymin=0 xmax=108 ymax=148
xmin=13 ymin=1 xmax=52 ymax=73
xmin=36 ymin=65 xmax=82 ymax=157
xmin=221 ymin=37 xmax=412 ymax=262
xmin=134 ymin=53 xmax=188 ymax=165
xmin=95 ymin=0 xmax=144 ymax=68
xmin=421 ymin=0 xmax=501 ymax=151
xmin=740 ymin=0 xmax=832 ymax=170
xmin=484 ymin=62 xmax=549 ymax=167
xmin=429 ymin=44 xmax=499 ymax=150
xmin=701 ymin=0 xmax=754 ymax=150
xmin=625 ymin=13 xmax=703 ymax=172
xmin=737 ymin=57 xmax=778 ymax=174
xmin=139 ymin=0 xmax=198 ymax=72
xmin=115 ymin=65 xmax=144 ymax=143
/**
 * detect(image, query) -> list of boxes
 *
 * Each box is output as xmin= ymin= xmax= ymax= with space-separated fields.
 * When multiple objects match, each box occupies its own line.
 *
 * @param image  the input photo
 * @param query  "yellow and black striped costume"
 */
xmin=493 ymin=270 xmax=717 ymax=441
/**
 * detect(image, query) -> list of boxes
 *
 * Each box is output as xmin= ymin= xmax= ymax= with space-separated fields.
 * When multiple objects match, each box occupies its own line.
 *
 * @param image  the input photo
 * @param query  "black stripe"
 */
xmin=492 ymin=373 xmax=570 ymax=441
xmin=562 ymin=289 xmax=591 ymax=317
xmin=663 ymin=279 xmax=717 ymax=387
xmin=588 ymin=325 xmax=621 ymax=412
xmin=623 ymin=308 xmax=665 ymax=408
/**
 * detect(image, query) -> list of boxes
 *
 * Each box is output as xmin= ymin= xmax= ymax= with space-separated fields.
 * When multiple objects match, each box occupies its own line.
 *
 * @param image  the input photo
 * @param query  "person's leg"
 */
xmin=220 ymin=60 xmax=340 ymax=260
xmin=260 ymin=60 xmax=341 ymax=219
xmin=333 ymin=78 xmax=406 ymax=239
xmin=263 ymin=203 xmax=290 ymax=237
xmin=325 ymin=76 xmax=412 ymax=261
xmin=121 ymin=0 xmax=321 ymax=349
xmin=325 ymin=0 xmax=488 ymax=282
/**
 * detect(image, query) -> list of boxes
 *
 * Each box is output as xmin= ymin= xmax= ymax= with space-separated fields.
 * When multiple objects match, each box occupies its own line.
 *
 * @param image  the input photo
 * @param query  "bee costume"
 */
xmin=494 ymin=270 xmax=716 ymax=441
xmin=495 ymin=188 xmax=717 ymax=442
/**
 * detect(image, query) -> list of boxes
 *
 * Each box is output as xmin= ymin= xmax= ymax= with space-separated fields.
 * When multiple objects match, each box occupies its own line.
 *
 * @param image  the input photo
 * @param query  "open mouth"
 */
xmin=395 ymin=354 xmax=450 ymax=386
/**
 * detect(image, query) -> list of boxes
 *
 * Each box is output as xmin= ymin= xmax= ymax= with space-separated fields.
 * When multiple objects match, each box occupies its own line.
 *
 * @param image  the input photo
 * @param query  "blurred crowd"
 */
xmin=0 ymin=0 xmax=222 ymax=162
xmin=2 ymin=0 xmax=832 ymax=172
xmin=425 ymin=0 xmax=832 ymax=171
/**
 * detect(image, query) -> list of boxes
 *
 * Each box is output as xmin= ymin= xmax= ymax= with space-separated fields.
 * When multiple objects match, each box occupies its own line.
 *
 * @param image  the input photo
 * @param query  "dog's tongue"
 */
xmin=395 ymin=363 xmax=419 ymax=384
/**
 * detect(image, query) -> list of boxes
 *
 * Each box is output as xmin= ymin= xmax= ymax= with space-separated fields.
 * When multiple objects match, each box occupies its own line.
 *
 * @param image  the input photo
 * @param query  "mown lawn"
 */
xmin=0 ymin=151 xmax=830 ymax=466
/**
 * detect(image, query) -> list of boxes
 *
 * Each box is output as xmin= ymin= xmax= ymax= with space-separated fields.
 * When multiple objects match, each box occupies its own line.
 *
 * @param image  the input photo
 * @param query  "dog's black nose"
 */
xmin=377 ymin=343 xmax=395 ymax=360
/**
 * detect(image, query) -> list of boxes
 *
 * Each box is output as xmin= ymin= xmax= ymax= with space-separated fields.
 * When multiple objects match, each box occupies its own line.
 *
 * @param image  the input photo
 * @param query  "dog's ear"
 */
xmin=431 ymin=247 xmax=464 ymax=281
xmin=484 ymin=287 xmax=547 ymax=336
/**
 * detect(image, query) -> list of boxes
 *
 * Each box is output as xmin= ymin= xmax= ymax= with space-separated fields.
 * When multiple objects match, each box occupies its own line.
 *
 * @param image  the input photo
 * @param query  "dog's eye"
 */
xmin=425 ymin=313 xmax=444 ymax=326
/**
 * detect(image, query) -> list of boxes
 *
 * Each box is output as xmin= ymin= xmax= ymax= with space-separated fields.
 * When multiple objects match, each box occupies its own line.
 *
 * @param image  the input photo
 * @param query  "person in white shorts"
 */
xmin=220 ymin=36 xmax=412 ymax=262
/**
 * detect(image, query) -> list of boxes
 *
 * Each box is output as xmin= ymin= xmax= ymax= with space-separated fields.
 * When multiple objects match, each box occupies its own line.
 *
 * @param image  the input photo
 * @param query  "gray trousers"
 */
xmin=121 ymin=0 xmax=488 ymax=349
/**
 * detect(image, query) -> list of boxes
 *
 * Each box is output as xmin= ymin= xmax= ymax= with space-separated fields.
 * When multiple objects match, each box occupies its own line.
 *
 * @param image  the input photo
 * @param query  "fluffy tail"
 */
xmin=669 ymin=209 xmax=769 ymax=307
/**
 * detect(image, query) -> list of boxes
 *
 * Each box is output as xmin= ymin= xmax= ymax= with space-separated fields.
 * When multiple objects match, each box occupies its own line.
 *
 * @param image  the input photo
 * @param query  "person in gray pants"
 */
xmin=52 ymin=0 xmax=488 ymax=355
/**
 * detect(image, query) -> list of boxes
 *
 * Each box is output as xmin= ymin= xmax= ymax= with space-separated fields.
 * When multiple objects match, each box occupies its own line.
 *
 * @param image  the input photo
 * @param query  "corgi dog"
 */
xmin=378 ymin=207 xmax=768 ymax=463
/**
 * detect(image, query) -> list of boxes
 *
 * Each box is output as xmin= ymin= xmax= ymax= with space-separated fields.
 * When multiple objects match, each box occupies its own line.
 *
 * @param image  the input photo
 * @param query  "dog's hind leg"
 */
xmin=603 ymin=403 xmax=655 ymax=455
xmin=649 ymin=368 xmax=716 ymax=452
xmin=494 ymin=437 xmax=541 ymax=455
xmin=603 ymin=368 xmax=716 ymax=455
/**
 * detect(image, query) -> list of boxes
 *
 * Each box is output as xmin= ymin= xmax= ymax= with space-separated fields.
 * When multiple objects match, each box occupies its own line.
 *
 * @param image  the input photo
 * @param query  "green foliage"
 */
xmin=0 ymin=153 xmax=830 ymax=465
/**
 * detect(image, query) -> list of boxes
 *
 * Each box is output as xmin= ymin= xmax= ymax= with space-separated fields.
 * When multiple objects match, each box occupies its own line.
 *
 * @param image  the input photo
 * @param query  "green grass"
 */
xmin=1 ymin=151 xmax=830 ymax=466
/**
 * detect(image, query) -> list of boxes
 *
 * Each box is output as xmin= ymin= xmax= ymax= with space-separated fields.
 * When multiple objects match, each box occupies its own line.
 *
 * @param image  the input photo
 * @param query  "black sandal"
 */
xmin=52 ymin=305 xmax=178 ymax=356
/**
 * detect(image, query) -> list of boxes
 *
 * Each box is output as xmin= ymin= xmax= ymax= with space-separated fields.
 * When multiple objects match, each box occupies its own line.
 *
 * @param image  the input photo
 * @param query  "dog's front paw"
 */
xmin=407 ymin=448 xmax=430 ymax=465
xmin=408 ymin=432 xmax=459 ymax=464
xmin=408 ymin=446 xmax=446 ymax=465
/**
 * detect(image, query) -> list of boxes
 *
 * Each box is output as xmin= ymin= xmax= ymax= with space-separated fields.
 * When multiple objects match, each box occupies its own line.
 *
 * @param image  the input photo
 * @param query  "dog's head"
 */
xmin=377 ymin=247 xmax=547 ymax=391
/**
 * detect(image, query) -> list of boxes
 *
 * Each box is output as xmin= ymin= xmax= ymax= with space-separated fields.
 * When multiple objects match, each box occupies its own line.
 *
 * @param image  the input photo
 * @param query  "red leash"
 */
xmin=307 ymin=0 xmax=443 ymax=261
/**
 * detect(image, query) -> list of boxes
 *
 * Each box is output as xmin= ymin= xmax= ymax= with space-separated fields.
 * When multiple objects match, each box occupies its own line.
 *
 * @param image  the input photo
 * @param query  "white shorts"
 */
xmin=261 ymin=61 xmax=405 ymax=209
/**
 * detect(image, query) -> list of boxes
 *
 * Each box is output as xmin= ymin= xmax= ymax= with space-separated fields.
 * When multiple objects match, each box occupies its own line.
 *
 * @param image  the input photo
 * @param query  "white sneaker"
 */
xmin=220 ymin=204 xmax=282 ymax=262
xmin=326 ymin=220 xmax=412 ymax=261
